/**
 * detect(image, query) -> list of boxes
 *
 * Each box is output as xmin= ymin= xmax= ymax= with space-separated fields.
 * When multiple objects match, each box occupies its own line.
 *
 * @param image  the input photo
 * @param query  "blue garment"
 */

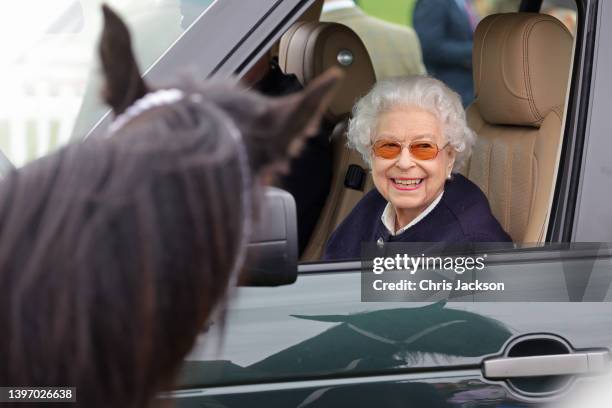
xmin=413 ymin=0 xmax=474 ymax=106
xmin=323 ymin=174 xmax=511 ymax=260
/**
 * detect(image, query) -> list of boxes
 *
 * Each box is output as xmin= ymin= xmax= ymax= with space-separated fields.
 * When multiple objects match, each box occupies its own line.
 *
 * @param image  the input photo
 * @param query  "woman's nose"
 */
xmin=395 ymin=146 xmax=416 ymax=169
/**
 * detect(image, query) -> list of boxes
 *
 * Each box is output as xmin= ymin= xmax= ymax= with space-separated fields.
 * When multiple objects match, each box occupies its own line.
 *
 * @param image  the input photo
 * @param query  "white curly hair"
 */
xmin=347 ymin=76 xmax=476 ymax=171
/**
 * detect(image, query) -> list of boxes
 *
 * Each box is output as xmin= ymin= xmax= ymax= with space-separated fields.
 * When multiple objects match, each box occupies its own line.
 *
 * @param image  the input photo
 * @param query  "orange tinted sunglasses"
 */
xmin=372 ymin=139 xmax=450 ymax=160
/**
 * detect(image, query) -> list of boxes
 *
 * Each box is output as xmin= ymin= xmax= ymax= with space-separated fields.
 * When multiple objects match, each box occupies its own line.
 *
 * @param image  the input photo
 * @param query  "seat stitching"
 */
xmin=524 ymin=17 xmax=568 ymax=125
xmin=538 ymin=209 xmax=547 ymax=243
xmin=530 ymin=151 xmax=538 ymax=242
xmin=551 ymin=104 xmax=563 ymax=119
xmin=523 ymin=20 xmax=542 ymax=124
xmin=505 ymin=138 xmax=513 ymax=236
xmin=484 ymin=136 xmax=492 ymax=198
xmin=477 ymin=15 xmax=503 ymax=97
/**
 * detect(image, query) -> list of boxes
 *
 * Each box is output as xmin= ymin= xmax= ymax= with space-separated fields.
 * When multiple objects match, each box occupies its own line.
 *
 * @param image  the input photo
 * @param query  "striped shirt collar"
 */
xmin=381 ymin=191 xmax=444 ymax=235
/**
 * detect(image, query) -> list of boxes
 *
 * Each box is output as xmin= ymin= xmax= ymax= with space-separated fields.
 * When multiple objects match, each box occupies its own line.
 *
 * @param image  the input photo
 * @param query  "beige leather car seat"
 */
xmin=278 ymin=22 xmax=376 ymax=260
xmin=465 ymin=13 xmax=573 ymax=243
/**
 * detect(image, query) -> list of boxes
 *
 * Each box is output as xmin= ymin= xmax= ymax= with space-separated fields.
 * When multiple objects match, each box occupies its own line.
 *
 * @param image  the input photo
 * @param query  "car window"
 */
xmin=0 ymin=0 xmax=215 ymax=168
xmin=254 ymin=0 xmax=580 ymax=263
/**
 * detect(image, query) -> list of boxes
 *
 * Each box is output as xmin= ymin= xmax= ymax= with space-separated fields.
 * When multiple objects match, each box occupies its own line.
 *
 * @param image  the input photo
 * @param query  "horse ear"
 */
xmin=99 ymin=4 xmax=149 ymax=115
xmin=259 ymin=68 xmax=343 ymax=178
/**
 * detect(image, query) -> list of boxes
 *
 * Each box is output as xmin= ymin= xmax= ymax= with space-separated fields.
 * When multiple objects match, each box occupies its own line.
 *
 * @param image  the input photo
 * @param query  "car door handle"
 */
xmin=483 ymin=350 xmax=611 ymax=379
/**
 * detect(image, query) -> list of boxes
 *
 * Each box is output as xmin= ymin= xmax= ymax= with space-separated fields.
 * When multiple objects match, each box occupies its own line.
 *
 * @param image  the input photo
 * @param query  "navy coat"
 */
xmin=323 ymin=174 xmax=511 ymax=260
xmin=413 ymin=0 xmax=474 ymax=106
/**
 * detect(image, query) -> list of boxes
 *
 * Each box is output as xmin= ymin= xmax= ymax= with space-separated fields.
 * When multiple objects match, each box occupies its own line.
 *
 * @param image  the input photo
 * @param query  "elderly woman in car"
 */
xmin=324 ymin=76 xmax=511 ymax=260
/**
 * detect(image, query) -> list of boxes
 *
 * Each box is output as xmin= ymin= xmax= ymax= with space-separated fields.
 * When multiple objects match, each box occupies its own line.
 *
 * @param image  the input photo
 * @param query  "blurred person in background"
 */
xmin=321 ymin=0 xmax=426 ymax=80
xmin=413 ymin=0 xmax=478 ymax=106
xmin=473 ymin=0 xmax=520 ymax=15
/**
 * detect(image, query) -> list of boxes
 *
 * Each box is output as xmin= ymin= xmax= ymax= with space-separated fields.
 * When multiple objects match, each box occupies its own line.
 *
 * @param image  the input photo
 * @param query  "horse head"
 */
xmin=0 ymin=5 xmax=341 ymax=408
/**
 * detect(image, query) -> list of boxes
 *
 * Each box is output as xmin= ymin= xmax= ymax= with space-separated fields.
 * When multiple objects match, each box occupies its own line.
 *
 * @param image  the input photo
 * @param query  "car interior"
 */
xmin=252 ymin=0 xmax=577 ymax=261
xmin=464 ymin=13 xmax=573 ymax=243
xmin=278 ymin=19 xmax=377 ymax=260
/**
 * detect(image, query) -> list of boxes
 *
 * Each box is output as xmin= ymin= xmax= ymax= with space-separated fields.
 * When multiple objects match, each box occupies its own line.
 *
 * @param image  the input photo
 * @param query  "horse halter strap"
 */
xmin=107 ymin=88 xmax=253 ymax=286
xmin=107 ymin=89 xmax=185 ymax=134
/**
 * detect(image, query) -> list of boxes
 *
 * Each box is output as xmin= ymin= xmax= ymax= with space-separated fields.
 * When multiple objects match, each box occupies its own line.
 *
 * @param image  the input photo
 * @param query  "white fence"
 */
xmin=0 ymin=78 xmax=83 ymax=168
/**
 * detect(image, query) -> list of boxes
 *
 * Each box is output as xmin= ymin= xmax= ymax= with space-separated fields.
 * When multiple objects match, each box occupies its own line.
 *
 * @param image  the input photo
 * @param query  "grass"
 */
xmin=356 ymin=0 xmax=417 ymax=27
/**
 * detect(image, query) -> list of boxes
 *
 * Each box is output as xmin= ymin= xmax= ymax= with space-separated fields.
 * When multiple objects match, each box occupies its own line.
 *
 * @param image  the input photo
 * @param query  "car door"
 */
xmin=167 ymin=243 xmax=612 ymax=407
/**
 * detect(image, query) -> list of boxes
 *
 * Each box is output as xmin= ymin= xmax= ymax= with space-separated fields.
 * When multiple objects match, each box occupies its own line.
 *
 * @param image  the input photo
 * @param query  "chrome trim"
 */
xmin=162 ymin=369 xmax=479 ymax=398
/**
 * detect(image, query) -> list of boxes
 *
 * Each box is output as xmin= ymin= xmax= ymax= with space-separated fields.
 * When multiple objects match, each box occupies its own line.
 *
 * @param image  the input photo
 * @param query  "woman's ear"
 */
xmin=99 ymin=4 xmax=149 ymax=115
xmin=446 ymin=147 xmax=456 ymax=177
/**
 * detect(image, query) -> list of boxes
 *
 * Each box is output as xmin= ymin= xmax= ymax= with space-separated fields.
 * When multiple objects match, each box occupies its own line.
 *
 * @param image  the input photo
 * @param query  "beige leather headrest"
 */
xmin=271 ymin=1 xmax=323 ymax=57
xmin=279 ymin=22 xmax=376 ymax=121
xmin=473 ymin=13 xmax=573 ymax=127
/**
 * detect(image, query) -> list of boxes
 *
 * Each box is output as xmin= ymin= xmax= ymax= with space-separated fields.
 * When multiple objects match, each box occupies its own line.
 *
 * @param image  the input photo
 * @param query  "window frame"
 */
xmin=297 ymin=0 xmax=590 ymax=268
xmin=85 ymin=0 xmax=318 ymax=139
xmin=79 ymin=0 xmax=595 ymax=267
xmin=548 ymin=0 xmax=598 ymax=242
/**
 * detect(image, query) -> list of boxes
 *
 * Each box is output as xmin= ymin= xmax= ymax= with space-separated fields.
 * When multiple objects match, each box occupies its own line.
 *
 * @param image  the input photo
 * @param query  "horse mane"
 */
xmin=0 ymin=90 xmax=248 ymax=407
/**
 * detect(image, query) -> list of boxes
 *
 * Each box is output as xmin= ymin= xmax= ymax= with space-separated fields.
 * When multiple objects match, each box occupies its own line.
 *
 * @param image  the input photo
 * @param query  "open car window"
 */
xmin=1 ymin=0 xmax=583 ymax=257
xmin=272 ymin=0 xmax=581 ymax=264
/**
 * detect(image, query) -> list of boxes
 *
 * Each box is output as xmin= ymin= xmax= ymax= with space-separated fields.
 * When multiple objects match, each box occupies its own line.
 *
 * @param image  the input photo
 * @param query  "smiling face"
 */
xmin=371 ymin=105 xmax=456 ymax=228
